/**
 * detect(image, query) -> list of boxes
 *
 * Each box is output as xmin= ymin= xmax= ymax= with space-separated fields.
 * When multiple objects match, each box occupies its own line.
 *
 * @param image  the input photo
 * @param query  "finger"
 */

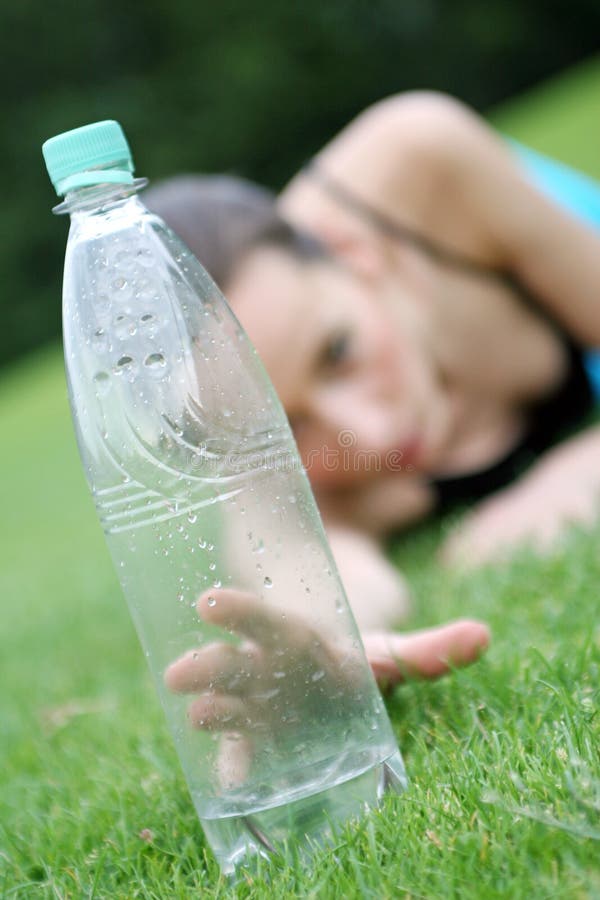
xmin=164 ymin=641 xmax=261 ymax=694
xmin=197 ymin=588 xmax=327 ymax=655
xmin=188 ymin=692 xmax=251 ymax=731
xmin=196 ymin=590 xmax=266 ymax=641
xmin=197 ymin=589 xmax=359 ymax=685
xmin=197 ymin=588 xmax=296 ymax=647
xmin=216 ymin=733 xmax=254 ymax=790
xmin=363 ymin=619 xmax=490 ymax=687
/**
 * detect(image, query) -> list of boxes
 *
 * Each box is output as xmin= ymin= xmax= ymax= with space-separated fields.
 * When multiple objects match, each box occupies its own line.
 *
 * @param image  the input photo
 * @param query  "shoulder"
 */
xmin=318 ymin=91 xmax=476 ymax=143
xmin=312 ymin=91 xmax=487 ymax=179
xmin=279 ymin=92 xmax=506 ymax=261
xmin=279 ymin=92 xmax=479 ymax=233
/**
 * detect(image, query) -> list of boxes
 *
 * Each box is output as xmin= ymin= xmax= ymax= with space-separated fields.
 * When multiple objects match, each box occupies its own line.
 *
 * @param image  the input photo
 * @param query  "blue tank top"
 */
xmin=513 ymin=144 xmax=600 ymax=398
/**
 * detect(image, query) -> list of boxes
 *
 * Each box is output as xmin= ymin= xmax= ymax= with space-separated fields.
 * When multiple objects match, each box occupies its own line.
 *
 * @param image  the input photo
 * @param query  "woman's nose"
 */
xmin=314 ymin=395 xmax=398 ymax=456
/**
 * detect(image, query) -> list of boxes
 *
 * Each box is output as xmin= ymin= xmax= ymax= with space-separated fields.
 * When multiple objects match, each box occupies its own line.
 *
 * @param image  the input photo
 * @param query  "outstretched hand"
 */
xmin=165 ymin=589 xmax=489 ymax=789
xmin=362 ymin=619 xmax=490 ymax=691
xmin=166 ymin=587 xmax=490 ymax=711
xmin=165 ymin=587 xmax=365 ymax=734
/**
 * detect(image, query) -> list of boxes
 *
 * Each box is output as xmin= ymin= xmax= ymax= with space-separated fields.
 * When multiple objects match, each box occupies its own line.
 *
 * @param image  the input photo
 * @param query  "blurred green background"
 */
xmin=2 ymin=0 xmax=600 ymax=369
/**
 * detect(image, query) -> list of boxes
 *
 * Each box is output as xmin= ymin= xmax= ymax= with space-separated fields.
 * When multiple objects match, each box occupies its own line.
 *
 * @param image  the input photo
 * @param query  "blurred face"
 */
xmin=226 ymin=246 xmax=448 ymax=490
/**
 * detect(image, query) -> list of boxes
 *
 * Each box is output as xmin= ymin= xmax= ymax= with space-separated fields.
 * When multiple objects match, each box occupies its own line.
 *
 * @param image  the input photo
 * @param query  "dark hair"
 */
xmin=142 ymin=174 xmax=327 ymax=290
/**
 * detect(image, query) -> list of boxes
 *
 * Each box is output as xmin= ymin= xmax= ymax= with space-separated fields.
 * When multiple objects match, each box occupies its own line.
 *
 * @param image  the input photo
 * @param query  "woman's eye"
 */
xmin=321 ymin=330 xmax=352 ymax=369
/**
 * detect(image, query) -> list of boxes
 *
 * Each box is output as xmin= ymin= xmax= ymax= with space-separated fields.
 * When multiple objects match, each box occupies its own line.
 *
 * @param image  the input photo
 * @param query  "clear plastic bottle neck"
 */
xmin=53 ymin=176 xmax=149 ymax=216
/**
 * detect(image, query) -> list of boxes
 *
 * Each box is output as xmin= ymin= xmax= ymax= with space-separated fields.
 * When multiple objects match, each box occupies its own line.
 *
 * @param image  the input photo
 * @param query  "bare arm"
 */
xmin=424 ymin=96 xmax=600 ymax=347
xmin=324 ymin=523 xmax=410 ymax=631
xmin=442 ymin=423 xmax=600 ymax=566
xmin=281 ymin=91 xmax=600 ymax=346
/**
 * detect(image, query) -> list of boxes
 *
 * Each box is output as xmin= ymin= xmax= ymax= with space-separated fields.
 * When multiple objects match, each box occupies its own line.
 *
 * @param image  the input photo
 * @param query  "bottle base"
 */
xmin=200 ymin=749 xmax=407 ymax=876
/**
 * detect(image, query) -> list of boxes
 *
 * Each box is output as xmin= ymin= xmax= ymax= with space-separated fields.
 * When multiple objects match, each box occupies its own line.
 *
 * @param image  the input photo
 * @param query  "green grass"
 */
xmin=3 ymin=60 xmax=600 ymax=897
xmin=490 ymin=54 xmax=600 ymax=180
xmin=2 ymin=353 xmax=599 ymax=900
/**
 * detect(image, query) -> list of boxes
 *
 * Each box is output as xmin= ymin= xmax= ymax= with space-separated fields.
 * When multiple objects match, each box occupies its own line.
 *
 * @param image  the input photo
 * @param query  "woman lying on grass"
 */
xmin=145 ymin=91 xmax=600 ymax=687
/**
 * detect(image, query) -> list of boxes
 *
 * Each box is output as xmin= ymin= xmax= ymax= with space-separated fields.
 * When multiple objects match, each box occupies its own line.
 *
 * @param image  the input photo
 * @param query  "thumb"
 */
xmin=363 ymin=619 xmax=490 ymax=688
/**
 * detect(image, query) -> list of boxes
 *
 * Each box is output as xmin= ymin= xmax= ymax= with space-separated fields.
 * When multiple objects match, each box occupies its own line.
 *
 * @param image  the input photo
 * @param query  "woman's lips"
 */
xmin=389 ymin=434 xmax=424 ymax=470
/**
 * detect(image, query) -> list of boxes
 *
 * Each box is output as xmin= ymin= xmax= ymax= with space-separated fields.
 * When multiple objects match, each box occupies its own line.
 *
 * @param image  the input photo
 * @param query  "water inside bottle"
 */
xmin=199 ymin=749 xmax=407 ymax=874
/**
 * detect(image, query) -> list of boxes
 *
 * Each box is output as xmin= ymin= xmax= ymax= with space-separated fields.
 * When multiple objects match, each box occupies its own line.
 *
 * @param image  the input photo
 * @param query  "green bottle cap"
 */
xmin=42 ymin=120 xmax=135 ymax=196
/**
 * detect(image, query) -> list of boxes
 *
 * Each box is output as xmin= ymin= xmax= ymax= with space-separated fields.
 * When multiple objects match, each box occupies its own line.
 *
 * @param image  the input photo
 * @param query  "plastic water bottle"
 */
xmin=42 ymin=121 xmax=407 ymax=875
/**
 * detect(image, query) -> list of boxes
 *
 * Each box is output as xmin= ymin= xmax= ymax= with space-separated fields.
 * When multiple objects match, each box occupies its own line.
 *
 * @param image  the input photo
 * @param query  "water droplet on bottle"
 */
xmin=93 ymin=371 xmax=111 ymax=395
xmin=112 ymin=276 xmax=132 ymax=301
xmin=212 ymin=579 xmax=222 ymax=589
xmin=135 ymin=281 xmax=156 ymax=303
xmin=263 ymin=577 xmax=273 ymax=588
xmin=207 ymin=596 xmax=216 ymax=607
xmin=115 ymin=355 xmax=134 ymax=372
xmin=114 ymin=316 xmax=137 ymax=341
xmin=140 ymin=313 xmax=156 ymax=333
xmin=91 ymin=328 xmax=108 ymax=351
xmin=135 ymin=247 xmax=154 ymax=267
xmin=114 ymin=249 xmax=133 ymax=270
xmin=198 ymin=537 xmax=207 ymax=549
xmin=209 ymin=562 xmax=216 ymax=571
xmin=176 ymin=592 xmax=184 ymax=603
xmin=145 ymin=352 xmax=166 ymax=370
xmin=187 ymin=512 xmax=197 ymax=524
xmin=311 ymin=670 xmax=325 ymax=682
